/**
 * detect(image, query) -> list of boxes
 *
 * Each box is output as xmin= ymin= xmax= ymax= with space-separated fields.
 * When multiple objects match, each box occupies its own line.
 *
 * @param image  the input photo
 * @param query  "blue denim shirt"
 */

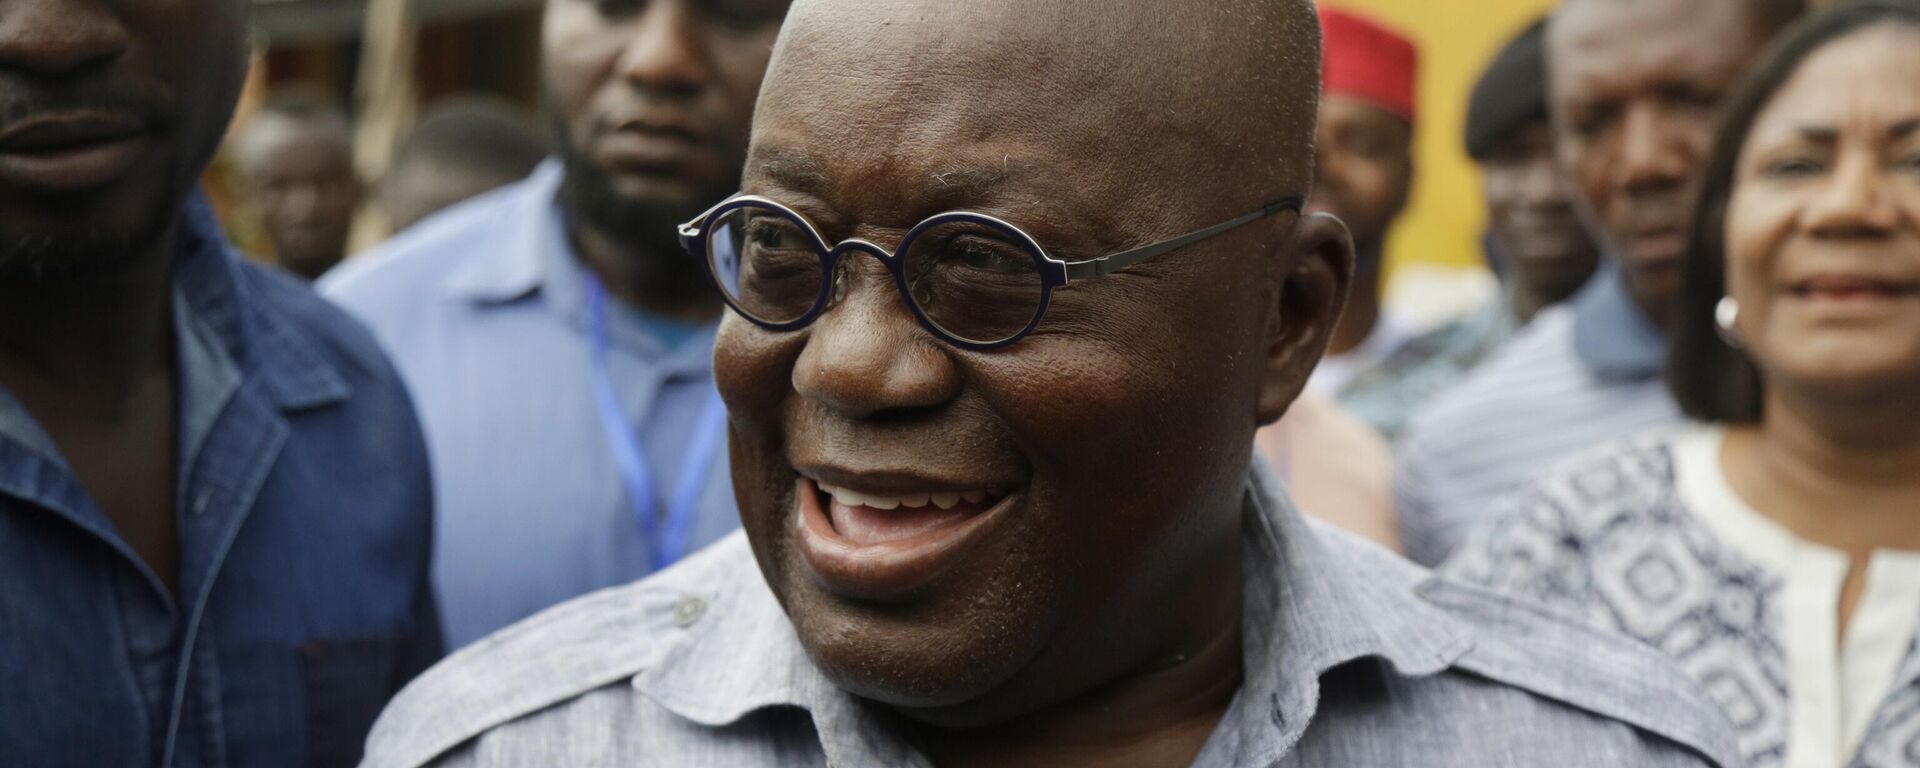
xmin=0 ymin=194 xmax=443 ymax=768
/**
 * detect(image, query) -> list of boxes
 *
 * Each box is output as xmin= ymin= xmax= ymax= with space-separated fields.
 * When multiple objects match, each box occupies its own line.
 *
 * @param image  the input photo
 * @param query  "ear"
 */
xmin=1255 ymin=211 xmax=1354 ymax=426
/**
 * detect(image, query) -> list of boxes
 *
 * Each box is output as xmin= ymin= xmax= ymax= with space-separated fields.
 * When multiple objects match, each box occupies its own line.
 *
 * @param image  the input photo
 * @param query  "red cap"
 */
xmin=1320 ymin=7 xmax=1419 ymax=123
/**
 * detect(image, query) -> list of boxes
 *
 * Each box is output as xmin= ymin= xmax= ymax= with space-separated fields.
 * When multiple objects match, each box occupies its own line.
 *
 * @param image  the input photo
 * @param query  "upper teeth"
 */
xmin=818 ymin=482 xmax=991 ymax=511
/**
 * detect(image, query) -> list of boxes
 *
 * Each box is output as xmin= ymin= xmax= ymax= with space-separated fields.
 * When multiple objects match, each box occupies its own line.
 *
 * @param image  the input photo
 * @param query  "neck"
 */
xmin=1509 ymin=281 xmax=1553 ymax=325
xmin=1328 ymin=242 xmax=1383 ymax=357
xmin=1726 ymin=384 xmax=1920 ymax=553
xmin=0 ymin=247 xmax=177 ymax=408
xmin=569 ymin=216 xmax=722 ymax=325
xmin=913 ymin=543 xmax=1244 ymax=768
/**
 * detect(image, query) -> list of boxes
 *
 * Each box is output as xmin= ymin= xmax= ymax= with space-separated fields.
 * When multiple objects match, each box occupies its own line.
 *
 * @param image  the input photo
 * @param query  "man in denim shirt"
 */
xmin=0 ymin=0 xmax=441 ymax=764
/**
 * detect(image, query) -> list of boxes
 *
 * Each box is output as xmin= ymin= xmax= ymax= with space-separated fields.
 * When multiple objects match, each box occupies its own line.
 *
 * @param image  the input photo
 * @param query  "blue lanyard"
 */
xmin=584 ymin=275 xmax=729 ymax=572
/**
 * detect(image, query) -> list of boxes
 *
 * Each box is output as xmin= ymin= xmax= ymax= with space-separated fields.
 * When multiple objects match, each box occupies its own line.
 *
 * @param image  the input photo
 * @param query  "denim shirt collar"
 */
xmin=1570 ymin=265 xmax=1667 ymax=380
xmin=631 ymin=460 xmax=1474 ymax=765
xmin=0 ymin=190 xmax=350 ymax=455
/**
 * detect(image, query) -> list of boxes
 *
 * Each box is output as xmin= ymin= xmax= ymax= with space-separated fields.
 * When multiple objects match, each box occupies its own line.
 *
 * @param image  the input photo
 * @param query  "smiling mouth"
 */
xmin=817 ymin=481 xmax=1000 ymax=545
xmin=794 ymin=477 xmax=1015 ymax=600
xmin=1791 ymin=275 xmax=1920 ymax=302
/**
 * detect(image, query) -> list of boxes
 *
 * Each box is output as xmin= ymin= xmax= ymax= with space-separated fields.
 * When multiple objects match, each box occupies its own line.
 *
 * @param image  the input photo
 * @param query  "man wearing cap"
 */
xmin=1303 ymin=7 xmax=1420 ymax=399
xmin=360 ymin=2 xmax=1741 ymax=766
xmin=1333 ymin=19 xmax=1601 ymax=442
xmin=1395 ymin=0 xmax=1806 ymax=567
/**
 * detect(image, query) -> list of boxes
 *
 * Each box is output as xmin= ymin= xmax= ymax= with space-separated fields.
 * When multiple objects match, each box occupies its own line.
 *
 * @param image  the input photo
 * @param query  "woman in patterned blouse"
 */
xmin=1442 ymin=3 xmax=1920 ymax=767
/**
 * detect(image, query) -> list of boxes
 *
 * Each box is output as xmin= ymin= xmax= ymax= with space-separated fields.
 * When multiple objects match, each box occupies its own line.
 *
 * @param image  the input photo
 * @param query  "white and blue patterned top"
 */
xmin=1444 ymin=425 xmax=1920 ymax=768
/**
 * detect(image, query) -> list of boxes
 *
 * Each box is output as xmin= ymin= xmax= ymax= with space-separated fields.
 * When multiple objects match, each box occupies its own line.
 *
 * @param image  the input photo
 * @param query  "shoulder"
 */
xmin=1401 ymin=309 xmax=1580 ymax=440
xmin=233 ymin=259 xmax=407 ymax=393
xmin=361 ymin=534 xmax=756 ymax=768
xmin=319 ymin=181 xmax=532 ymax=318
xmin=1439 ymin=431 xmax=1684 ymax=578
xmin=1297 ymin=518 xmax=1740 ymax=766
xmin=1414 ymin=574 xmax=1741 ymax=766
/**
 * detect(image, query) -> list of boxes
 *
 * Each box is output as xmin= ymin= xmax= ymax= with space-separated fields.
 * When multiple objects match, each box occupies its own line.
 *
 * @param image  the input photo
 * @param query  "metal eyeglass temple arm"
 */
xmin=1060 ymin=197 xmax=1305 ymax=283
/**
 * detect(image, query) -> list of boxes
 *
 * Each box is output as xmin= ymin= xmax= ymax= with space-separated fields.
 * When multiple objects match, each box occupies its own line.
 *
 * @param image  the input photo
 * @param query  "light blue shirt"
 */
xmin=360 ymin=461 xmax=1743 ymax=768
xmin=1394 ymin=267 xmax=1682 ymax=567
xmin=321 ymin=161 xmax=739 ymax=649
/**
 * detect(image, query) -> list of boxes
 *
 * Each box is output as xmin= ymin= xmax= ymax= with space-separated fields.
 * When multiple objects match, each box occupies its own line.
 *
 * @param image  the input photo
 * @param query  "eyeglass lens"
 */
xmin=706 ymin=202 xmax=1049 ymax=345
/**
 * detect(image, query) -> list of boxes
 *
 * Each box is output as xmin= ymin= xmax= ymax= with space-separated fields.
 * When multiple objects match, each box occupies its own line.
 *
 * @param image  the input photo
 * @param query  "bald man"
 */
xmin=359 ymin=3 xmax=1740 ymax=766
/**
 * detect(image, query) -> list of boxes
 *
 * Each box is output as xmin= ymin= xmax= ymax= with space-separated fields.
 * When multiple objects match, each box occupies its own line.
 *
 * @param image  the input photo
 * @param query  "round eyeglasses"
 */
xmin=678 ymin=194 xmax=1304 ymax=350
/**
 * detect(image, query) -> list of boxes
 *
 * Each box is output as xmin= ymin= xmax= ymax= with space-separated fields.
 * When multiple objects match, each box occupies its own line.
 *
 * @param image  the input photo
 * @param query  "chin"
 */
xmin=741 ymin=475 xmax=1061 ymax=719
xmin=0 ymin=190 xmax=174 ymax=282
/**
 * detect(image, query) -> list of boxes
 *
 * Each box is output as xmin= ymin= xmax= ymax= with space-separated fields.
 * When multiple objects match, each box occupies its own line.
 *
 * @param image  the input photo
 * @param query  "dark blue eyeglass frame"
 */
xmin=678 ymin=194 xmax=1305 ymax=351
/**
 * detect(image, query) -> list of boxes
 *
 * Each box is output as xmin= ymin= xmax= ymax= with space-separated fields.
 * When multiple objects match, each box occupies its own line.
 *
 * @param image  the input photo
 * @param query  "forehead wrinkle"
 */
xmin=1550 ymin=0 xmax=1756 ymax=82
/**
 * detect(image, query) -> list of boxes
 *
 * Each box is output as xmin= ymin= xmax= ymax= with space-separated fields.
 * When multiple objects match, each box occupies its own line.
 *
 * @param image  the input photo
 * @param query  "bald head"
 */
xmin=755 ymin=0 xmax=1321 ymax=232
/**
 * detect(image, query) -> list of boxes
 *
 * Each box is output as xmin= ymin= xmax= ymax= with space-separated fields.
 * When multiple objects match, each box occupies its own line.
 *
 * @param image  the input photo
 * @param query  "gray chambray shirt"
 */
xmin=360 ymin=462 xmax=1743 ymax=767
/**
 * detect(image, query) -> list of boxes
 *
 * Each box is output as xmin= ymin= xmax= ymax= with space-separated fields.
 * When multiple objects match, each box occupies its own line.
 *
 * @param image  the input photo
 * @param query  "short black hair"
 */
xmin=1668 ymin=0 xmax=1920 ymax=422
xmin=390 ymin=94 xmax=547 ymax=180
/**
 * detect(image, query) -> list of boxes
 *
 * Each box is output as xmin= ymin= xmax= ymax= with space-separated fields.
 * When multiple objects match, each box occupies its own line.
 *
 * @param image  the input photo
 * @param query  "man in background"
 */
xmin=0 ymin=0 xmax=439 ymax=763
xmin=1396 ymin=0 xmax=1807 ymax=566
xmin=323 ymin=0 xmax=789 ymax=648
xmin=231 ymin=88 xmax=364 ymax=280
xmin=1336 ymin=19 xmax=1600 ymax=440
xmin=1306 ymin=7 xmax=1419 ymax=398
xmin=382 ymin=94 xmax=547 ymax=233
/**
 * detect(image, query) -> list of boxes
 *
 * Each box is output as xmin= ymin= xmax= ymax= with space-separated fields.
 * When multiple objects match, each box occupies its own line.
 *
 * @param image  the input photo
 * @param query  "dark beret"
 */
xmin=1465 ymin=19 xmax=1549 ymax=161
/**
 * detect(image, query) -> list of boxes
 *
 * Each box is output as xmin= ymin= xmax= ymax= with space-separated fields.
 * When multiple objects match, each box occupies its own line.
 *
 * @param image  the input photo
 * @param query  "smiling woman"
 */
xmin=1444 ymin=4 xmax=1920 ymax=766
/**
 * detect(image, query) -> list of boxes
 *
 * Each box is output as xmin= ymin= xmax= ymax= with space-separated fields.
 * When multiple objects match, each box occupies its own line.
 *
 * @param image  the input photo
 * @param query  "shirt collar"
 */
xmin=1570 ymin=265 xmax=1667 ymax=379
xmin=172 ymin=190 xmax=352 ymax=411
xmin=439 ymin=159 xmax=720 ymax=369
xmin=443 ymin=159 xmax=565 ymax=306
xmin=633 ymin=460 xmax=1473 ymax=764
xmin=0 ymin=191 xmax=348 ymax=459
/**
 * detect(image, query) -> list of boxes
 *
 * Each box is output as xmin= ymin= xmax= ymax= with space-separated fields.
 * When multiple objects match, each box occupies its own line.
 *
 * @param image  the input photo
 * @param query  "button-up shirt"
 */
xmin=1394 ymin=267 xmax=1682 ymax=566
xmin=0 ymin=193 xmax=441 ymax=768
xmin=360 ymin=460 xmax=1742 ymax=768
xmin=321 ymin=161 xmax=739 ymax=649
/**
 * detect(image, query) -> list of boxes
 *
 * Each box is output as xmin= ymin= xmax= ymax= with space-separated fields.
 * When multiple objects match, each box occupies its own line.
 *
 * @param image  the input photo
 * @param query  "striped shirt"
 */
xmin=1394 ymin=268 xmax=1681 ymax=566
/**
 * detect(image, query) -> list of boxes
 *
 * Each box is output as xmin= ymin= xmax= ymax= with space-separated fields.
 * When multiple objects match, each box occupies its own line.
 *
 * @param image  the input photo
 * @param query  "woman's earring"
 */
xmin=1715 ymin=296 xmax=1742 ymax=348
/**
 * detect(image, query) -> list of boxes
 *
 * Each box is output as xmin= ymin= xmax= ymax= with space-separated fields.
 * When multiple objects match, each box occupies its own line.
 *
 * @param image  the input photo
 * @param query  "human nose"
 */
xmin=614 ymin=0 xmax=710 ymax=96
xmin=1804 ymin=152 xmax=1899 ymax=239
xmin=792 ymin=253 xmax=960 ymax=419
xmin=0 ymin=0 xmax=128 ymax=75
xmin=1615 ymin=103 xmax=1690 ymax=196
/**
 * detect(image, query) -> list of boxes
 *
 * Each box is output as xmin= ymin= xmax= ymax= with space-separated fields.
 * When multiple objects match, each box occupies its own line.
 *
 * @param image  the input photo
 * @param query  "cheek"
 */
xmin=714 ymin=314 xmax=801 ymax=428
xmin=1722 ymin=187 xmax=1795 ymax=309
xmin=541 ymin=7 xmax=618 ymax=116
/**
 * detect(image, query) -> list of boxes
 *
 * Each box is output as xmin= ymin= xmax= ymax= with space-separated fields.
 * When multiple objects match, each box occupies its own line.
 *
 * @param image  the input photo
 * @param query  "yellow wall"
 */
xmin=1320 ymin=0 xmax=1560 ymax=275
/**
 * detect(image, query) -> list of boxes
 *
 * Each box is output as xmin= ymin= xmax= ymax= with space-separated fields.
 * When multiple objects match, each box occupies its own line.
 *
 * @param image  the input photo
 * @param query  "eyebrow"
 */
xmin=925 ymin=156 xmax=1016 ymax=203
xmin=1790 ymin=117 xmax=1920 ymax=145
xmin=1893 ymin=118 xmax=1920 ymax=141
xmin=755 ymin=145 xmax=832 ymax=196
